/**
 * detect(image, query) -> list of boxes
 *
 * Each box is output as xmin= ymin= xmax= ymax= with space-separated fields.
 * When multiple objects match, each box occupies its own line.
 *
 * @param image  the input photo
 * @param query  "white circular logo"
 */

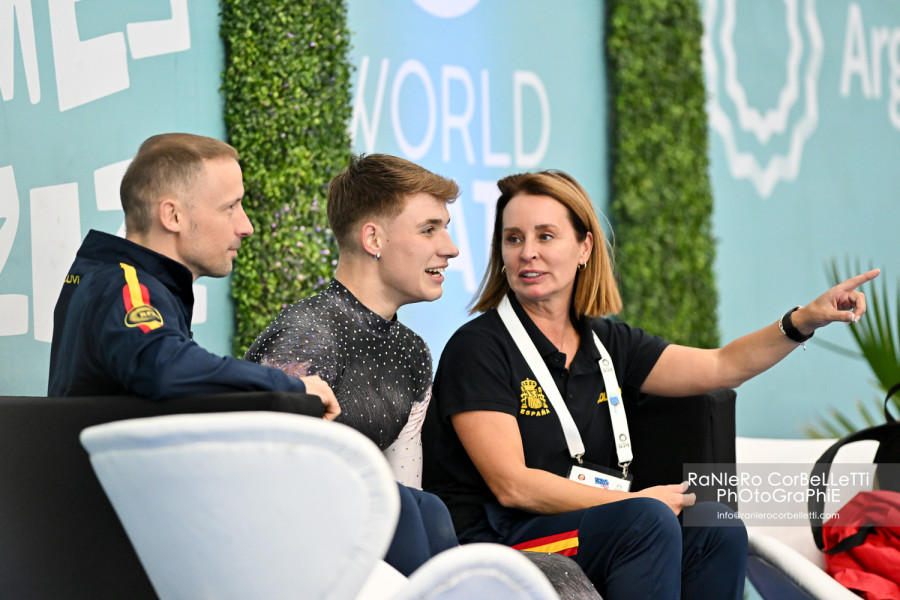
xmin=703 ymin=0 xmax=823 ymax=198
xmin=412 ymin=0 xmax=480 ymax=18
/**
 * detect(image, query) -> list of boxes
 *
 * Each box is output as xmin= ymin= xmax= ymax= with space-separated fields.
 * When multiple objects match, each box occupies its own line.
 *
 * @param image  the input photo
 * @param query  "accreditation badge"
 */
xmin=568 ymin=463 xmax=632 ymax=492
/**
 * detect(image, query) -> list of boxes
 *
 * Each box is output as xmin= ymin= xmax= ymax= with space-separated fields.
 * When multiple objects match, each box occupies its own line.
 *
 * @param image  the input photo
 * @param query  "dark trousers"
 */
xmin=471 ymin=499 xmax=747 ymax=600
xmin=384 ymin=483 xmax=459 ymax=576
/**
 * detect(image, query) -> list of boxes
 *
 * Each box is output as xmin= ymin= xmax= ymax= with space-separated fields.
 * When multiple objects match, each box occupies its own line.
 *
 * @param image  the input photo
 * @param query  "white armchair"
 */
xmin=79 ymin=412 xmax=558 ymax=600
xmin=736 ymin=436 xmax=877 ymax=600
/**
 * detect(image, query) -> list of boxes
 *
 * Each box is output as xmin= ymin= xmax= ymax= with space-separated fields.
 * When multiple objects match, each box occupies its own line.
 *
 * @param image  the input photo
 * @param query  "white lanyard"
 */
xmin=591 ymin=332 xmax=634 ymax=473
xmin=497 ymin=296 xmax=633 ymax=475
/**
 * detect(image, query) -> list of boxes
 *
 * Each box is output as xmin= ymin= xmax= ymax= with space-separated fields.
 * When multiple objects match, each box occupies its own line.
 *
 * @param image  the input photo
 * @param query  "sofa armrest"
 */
xmin=747 ymin=532 xmax=859 ymax=600
xmin=627 ymin=388 xmax=737 ymax=508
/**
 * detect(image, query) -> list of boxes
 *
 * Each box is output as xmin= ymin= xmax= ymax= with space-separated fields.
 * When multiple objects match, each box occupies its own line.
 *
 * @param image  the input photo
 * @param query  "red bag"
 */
xmin=810 ymin=384 xmax=900 ymax=599
xmin=822 ymin=490 xmax=900 ymax=600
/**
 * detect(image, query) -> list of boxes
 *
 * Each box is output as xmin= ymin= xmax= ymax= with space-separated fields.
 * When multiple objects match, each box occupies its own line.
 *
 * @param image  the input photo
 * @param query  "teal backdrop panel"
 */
xmin=0 ymin=0 xmax=230 ymax=395
xmin=703 ymin=0 xmax=900 ymax=437
xmin=347 ymin=0 xmax=607 ymax=364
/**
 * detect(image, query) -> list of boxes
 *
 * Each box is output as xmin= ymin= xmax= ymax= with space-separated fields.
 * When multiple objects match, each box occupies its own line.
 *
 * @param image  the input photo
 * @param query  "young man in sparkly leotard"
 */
xmin=245 ymin=154 xmax=461 ymax=575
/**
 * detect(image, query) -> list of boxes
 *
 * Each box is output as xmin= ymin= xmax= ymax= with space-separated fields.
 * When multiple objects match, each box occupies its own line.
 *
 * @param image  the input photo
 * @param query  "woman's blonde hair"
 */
xmin=470 ymin=170 xmax=622 ymax=318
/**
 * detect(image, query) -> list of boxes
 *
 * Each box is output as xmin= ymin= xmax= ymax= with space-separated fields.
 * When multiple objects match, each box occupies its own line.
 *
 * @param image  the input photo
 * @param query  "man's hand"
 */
xmin=300 ymin=375 xmax=341 ymax=421
xmin=261 ymin=359 xmax=341 ymax=421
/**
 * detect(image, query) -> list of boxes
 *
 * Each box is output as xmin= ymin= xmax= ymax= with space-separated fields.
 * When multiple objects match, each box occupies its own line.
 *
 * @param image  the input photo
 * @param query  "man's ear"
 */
xmin=360 ymin=221 xmax=383 ymax=258
xmin=158 ymin=197 xmax=183 ymax=233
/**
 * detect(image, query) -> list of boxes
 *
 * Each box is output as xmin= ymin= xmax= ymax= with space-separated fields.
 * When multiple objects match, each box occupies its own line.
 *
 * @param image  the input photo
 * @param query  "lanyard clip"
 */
xmin=575 ymin=453 xmax=584 ymax=465
xmin=619 ymin=461 xmax=630 ymax=478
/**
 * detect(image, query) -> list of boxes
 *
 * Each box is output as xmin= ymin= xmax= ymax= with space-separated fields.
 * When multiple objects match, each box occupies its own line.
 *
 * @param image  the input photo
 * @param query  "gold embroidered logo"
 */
xmin=124 ymin=305 xmax=164 ymax=329
xmin=597 ymin=388 xmax=623 ymax=404
xmin=520 ymin=378 xmax=550 ymax=417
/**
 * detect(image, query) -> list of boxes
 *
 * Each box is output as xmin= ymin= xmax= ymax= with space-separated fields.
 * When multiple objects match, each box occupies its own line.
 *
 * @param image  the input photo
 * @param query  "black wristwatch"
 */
xmin=779 ymin=305 xmax=813 ymax=346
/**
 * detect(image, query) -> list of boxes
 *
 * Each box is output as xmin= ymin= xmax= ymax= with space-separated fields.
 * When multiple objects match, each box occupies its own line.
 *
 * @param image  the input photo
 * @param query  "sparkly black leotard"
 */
xmin=244 ymin=279 xmax=432 ymax=451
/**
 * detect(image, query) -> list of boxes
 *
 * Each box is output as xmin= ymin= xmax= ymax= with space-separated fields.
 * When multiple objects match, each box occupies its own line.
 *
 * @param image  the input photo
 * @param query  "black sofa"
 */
xmin=2 ymin=388 xmax=735 ymax=599
xmin=628 ymin=388 xmax=738 ymax=504
xmin=0 ymin=392 xmax=323 ymax=600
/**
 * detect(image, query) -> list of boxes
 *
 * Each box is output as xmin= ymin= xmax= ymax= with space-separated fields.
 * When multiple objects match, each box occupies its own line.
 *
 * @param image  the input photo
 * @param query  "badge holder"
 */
xmin=498 ymin=297 xmax=635 ymax=492
xmin=568 ymin=462 xmax=633 ymax=492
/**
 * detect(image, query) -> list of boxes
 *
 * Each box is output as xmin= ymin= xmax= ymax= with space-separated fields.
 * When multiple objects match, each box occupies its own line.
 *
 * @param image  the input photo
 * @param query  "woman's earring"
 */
xmin=374 ymin=253 xmax=381 ymax=261
xmin=578 ymin=262 xmax=586 ymax=271
xmin=501 ymin=265 xmax=507 ymax=274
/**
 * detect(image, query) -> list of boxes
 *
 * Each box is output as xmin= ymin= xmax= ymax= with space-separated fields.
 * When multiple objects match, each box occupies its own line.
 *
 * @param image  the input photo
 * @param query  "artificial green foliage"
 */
xmin=606 ymin=0 xmax=719 ymax=347
xmin=221 ymin=0 xmax=353 ymax=355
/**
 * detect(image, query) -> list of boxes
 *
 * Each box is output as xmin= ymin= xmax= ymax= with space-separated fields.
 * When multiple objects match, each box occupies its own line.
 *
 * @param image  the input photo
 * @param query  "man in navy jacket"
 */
xmin=48 ymin=132 xmax=339 ymax=418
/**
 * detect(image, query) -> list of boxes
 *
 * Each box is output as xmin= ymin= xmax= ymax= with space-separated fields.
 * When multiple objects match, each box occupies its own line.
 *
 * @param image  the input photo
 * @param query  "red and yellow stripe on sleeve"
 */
xmin=511 ymin=529 xmax=579 ymax=557
xmin=119 ymin=263 xmax=164 ymax=334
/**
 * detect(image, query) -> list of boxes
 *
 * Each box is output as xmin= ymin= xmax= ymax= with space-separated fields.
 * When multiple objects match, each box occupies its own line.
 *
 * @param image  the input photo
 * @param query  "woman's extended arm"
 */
xmin=641 ymin=269 xmax=880 ymax=397
xmin=451 ymin=410 xmax=693 ymax=515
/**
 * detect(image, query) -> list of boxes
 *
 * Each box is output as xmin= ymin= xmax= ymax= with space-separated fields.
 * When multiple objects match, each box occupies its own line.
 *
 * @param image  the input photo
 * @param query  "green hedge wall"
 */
xmin=219 ymin=1 xmax=715 ymax=352
xmin=606 ymin=0 xmax=720 ymax=348
xmin=221 ymin=0 xmax=354 ymax=355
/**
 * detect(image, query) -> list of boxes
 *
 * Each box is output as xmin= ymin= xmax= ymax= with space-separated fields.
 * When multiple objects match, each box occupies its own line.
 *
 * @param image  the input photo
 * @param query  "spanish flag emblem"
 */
xmin=511 ymin=529 xmax=579 ymax=557
xmin=119 ymin=263 xmax=164 ymax=333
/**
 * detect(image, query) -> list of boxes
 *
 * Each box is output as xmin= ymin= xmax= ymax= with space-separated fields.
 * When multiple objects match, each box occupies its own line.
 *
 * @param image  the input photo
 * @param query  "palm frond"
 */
xmin=806 ymin=260 xmax=900 ymax=437
xmin=810 ymin=336 xmax=861 ymax=359
xmin=856 ymin=397 xmax=880 ymax=428
xmin=828 ymin=260 xmax=900 ymax=391
xmin=804 ymin=397 xmax=885 ymax=439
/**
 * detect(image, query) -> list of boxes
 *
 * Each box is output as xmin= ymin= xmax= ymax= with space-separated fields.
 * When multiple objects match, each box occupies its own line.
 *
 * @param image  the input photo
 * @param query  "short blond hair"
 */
xmin=120 ymin=133 xmax=239 ymax=234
